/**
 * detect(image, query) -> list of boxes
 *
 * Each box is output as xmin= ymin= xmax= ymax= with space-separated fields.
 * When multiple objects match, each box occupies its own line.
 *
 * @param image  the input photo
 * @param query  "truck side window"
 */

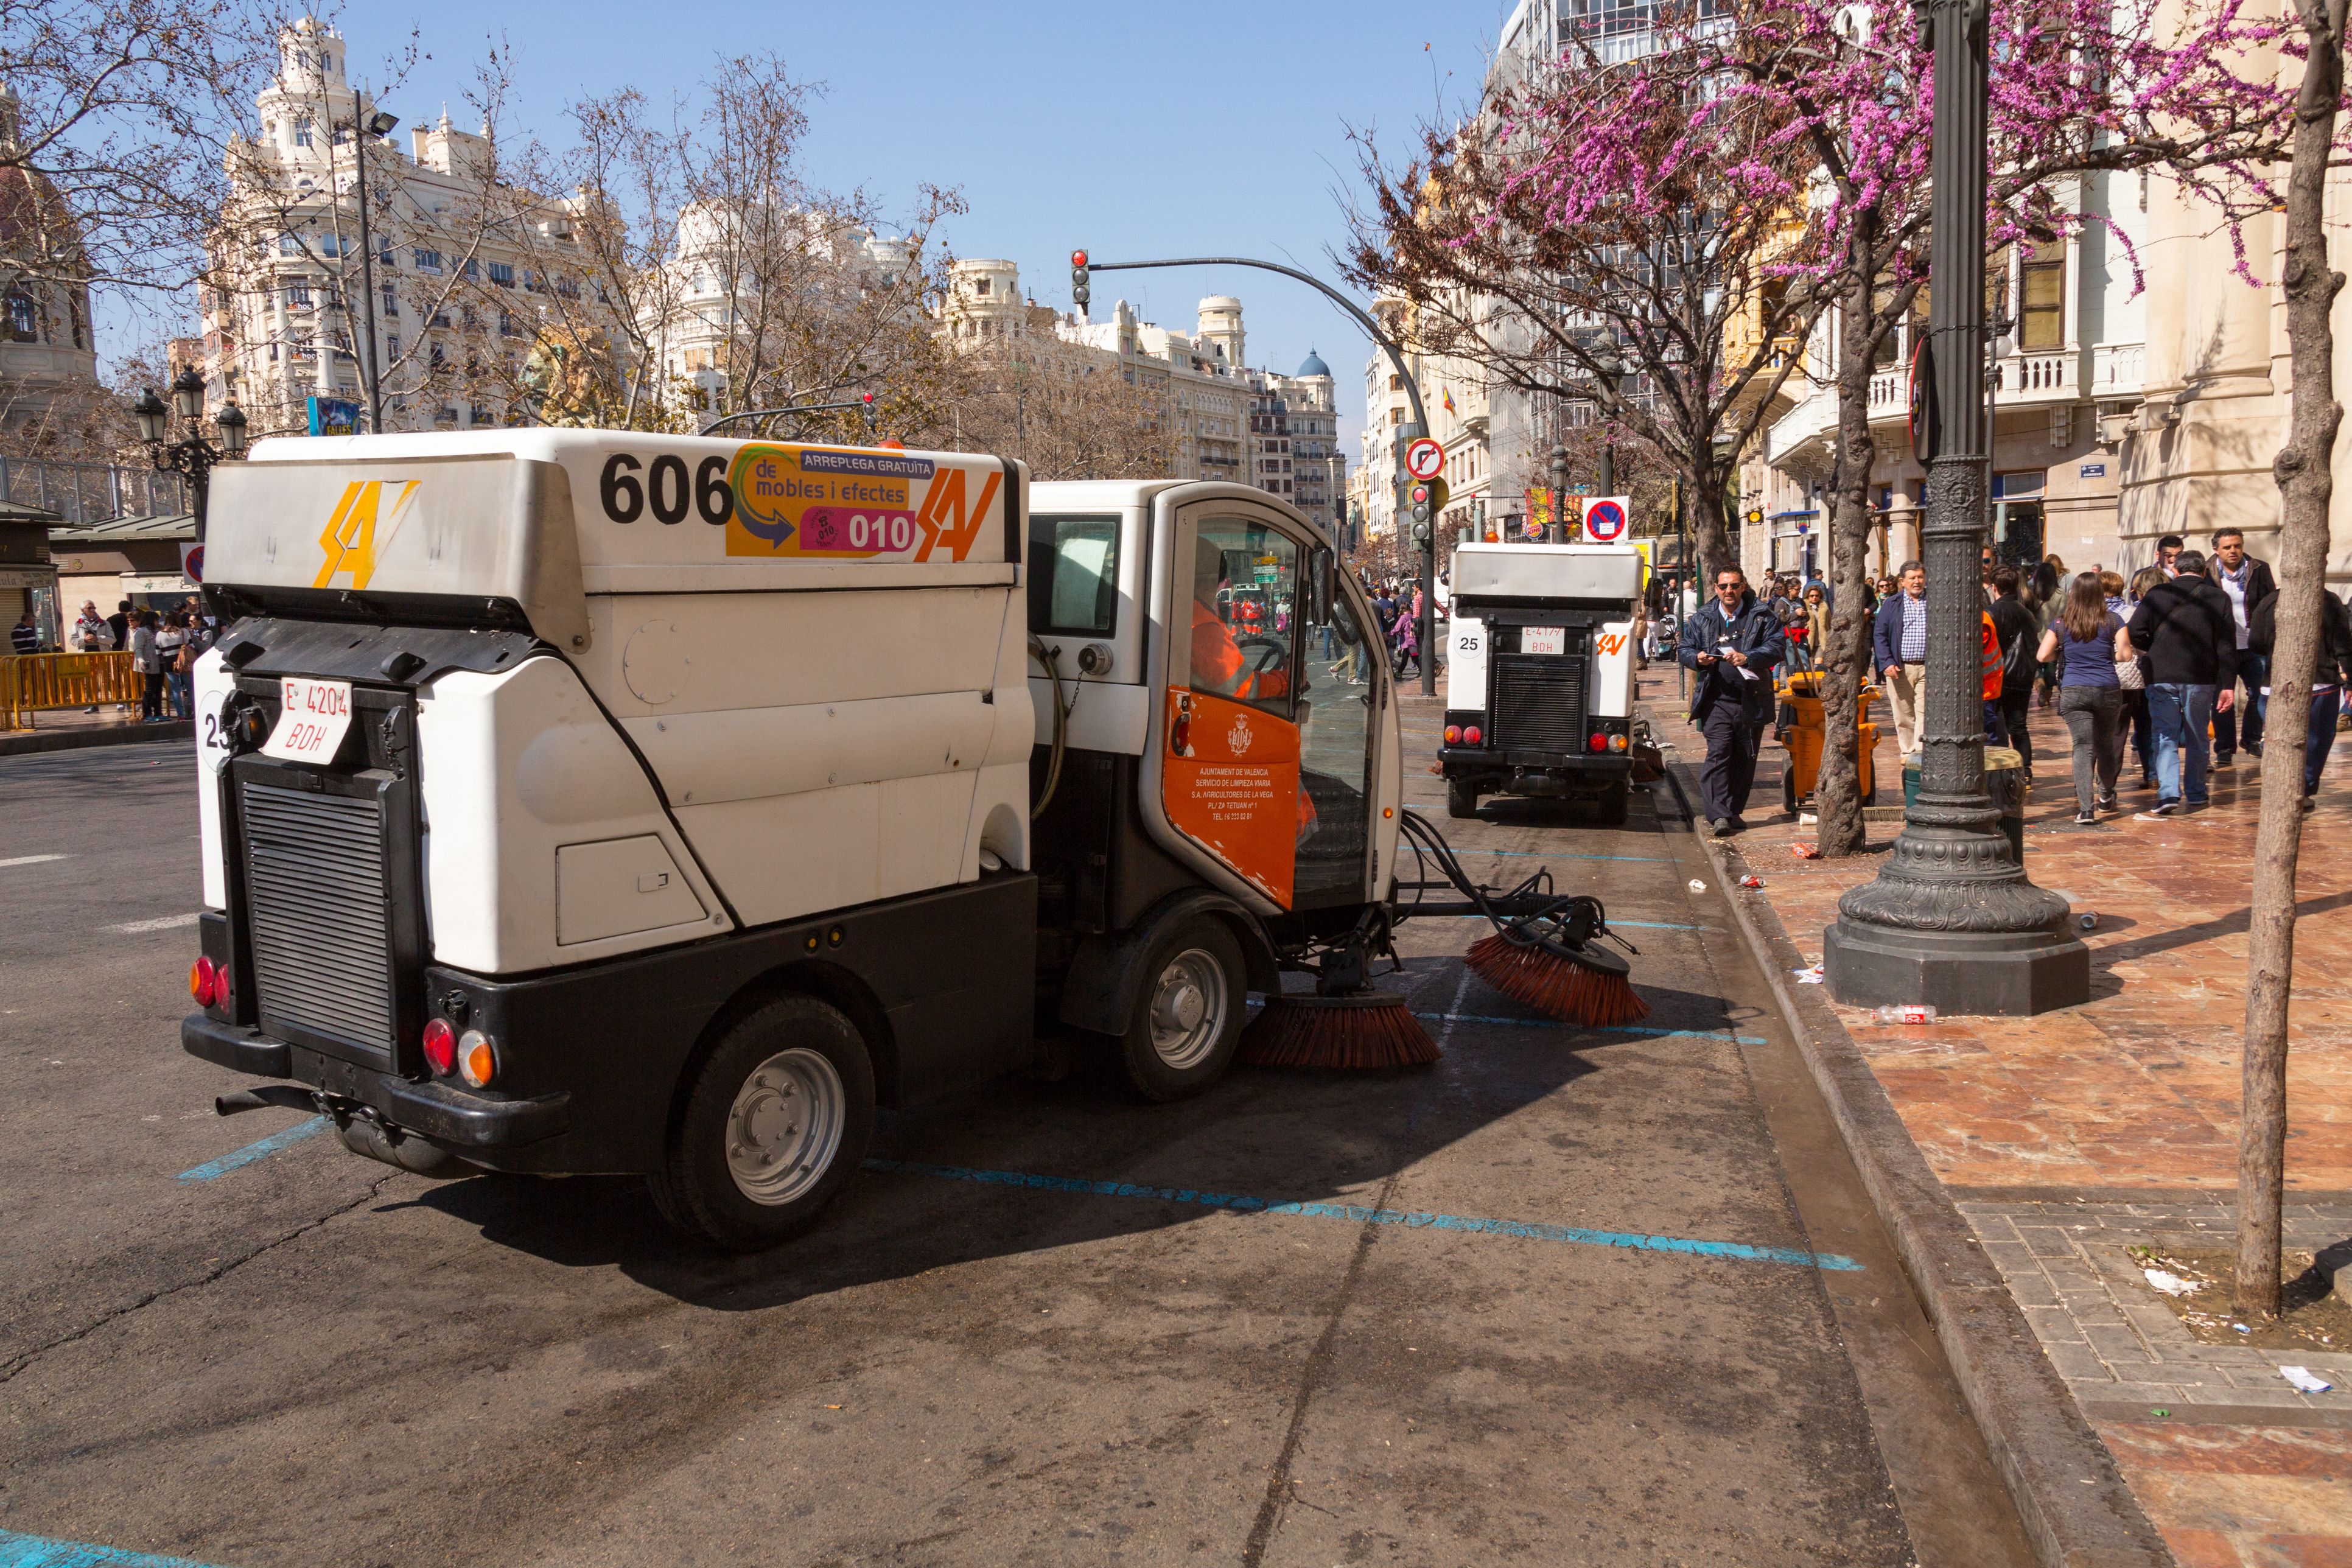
xmin=1027 ymin=515 xmax=1120 ymax=637
xmin=1190 ymin=517 xmax=1297 ymax=721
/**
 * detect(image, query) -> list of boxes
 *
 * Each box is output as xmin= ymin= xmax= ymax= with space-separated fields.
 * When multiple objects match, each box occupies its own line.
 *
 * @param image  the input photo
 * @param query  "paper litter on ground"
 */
xmin=1792 ymin=965 xmax=1824 ymax=985
xmin=2281 ymin=1365 xmax=2334 ymax=1394
xmin=1689 ymin=879 xmax=1707 ymax=894
xmin=2143 ymin=1269 xmax=2196 ymax=1297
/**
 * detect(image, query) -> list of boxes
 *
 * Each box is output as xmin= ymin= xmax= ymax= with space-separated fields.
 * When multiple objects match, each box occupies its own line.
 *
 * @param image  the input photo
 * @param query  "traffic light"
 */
xmin=1409 ymin=482 xmax=1430 ymax=521
xmin=1070 ymin=249 xmax=1091 ymax=313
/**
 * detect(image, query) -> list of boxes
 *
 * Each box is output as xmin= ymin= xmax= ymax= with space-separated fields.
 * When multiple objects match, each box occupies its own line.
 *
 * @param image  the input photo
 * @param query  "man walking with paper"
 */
xmin=1679 ymin=565 xmax=1785 ymax=836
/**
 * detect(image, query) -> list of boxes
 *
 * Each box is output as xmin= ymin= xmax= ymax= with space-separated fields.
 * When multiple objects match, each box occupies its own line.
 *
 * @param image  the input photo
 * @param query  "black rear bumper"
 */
xmin=1439 ymin=748 xmax=1633 ymax=794
xmin=181 ymin=1015 xmax=571 ymax=1149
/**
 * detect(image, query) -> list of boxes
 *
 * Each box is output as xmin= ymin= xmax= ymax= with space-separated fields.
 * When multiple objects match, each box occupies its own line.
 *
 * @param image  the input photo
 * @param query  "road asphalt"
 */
xmin=0 ymin=722 xmax=2034 ymax=1567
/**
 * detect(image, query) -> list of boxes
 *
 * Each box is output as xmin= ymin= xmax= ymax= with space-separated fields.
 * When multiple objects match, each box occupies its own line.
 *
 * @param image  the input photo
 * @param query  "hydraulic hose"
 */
xmin=1392 ymin=807 xmax=1634 ymax=973
xmin=1026 ymin=634 xmax=1069 ymax=821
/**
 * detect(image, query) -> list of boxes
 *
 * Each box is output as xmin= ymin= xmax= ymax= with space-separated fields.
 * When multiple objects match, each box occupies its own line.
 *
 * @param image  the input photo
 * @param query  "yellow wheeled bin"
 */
xmin=1777 ymin=669 xmax=1879 ymax=813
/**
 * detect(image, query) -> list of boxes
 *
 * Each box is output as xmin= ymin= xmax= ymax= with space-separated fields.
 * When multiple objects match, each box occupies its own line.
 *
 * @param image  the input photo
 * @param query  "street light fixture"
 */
xmin=352 ymin=97 xmax=400 ymax=432
xmin=132 ymin=373 xmax=247 ymax=544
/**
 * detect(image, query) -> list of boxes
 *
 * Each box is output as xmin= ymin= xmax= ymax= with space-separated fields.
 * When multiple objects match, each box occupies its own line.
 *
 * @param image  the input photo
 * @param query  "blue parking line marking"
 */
xmin=176 ymin=1116 xmax=330 ymax=1181
xmin=864 ymin=1158 xmax=1861 ymax=1272
xmin=0 ymin=1529 xmax=229 ymax=1567
xmin=1415 ymin=1012 xmax=1767 ymax=1043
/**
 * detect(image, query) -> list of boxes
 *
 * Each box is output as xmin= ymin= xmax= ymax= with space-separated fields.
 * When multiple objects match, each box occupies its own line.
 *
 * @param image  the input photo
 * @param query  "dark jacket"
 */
xmin=1871 ymin=590 xmax=1927 ymax=673
xmin=2208 ymin=555 xmax=2277 ymax=639
xmin=2247 ymin=588 xmax=2352 ymax=687
xmin=1987 ymin=595 xmax=2039 ymax=695
xmin=2127 ymin=575 xmax=2240 ymax=687
xmin=1679 ymin=590 xmax=1785 ymax=723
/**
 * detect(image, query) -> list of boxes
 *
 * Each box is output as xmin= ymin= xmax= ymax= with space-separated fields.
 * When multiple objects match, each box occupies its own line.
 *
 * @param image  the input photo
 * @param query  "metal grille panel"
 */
xmin=1489 ymin=654 xmax=1587 ymax=754
xmin=239 ymin=781 xmax=395 ymax=1053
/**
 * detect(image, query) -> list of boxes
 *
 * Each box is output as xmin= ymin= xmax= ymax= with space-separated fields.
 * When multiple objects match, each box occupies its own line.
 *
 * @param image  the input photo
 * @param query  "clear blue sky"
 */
xmin=174 ymin=0 xmax=1503 ymax=455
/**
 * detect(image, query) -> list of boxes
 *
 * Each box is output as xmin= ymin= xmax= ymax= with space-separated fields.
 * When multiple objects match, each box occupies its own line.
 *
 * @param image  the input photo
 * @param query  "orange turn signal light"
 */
xmin=458 ymin=1029 xmax=496 ymax=1088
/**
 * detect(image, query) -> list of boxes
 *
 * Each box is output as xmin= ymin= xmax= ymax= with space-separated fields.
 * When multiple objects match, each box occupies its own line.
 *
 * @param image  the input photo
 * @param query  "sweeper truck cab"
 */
xmin=1438 ymin=542 xmax=1643 ymax=823
xmin=179 ymin=430 xmax=1444 ymax=1248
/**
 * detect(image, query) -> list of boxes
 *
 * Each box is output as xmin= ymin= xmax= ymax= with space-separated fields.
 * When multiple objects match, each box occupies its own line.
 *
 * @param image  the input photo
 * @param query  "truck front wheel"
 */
xmin=1116 ymin=916 xmax=1245 ymax=1102
xmin=653 ymin=996 xmax=875 ymax=1251
xmin=1446 ymin=779 xmax=1480 ymax=819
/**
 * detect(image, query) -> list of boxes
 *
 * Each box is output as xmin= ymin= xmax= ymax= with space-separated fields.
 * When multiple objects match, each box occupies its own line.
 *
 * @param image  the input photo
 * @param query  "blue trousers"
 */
xmin=2303 ymin=688 xmax=2342 ymax=794
xmin=2147 ymin=683 xmax=2216 ymax=806
xmin=2215 ymin=650 xmax=2268 ymax=756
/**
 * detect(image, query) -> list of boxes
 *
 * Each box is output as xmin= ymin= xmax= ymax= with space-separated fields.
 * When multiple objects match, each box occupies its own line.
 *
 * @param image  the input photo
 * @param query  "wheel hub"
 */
xmin=1147 ymin=948 xmax=1228 ymax=1071
xmin=724 ymin=1048 xmax=845 ymax=1206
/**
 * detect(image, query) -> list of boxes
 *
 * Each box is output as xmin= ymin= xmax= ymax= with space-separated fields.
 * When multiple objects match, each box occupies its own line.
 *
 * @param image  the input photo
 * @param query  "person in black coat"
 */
xmin=2248 ymin=584 xmax=2352 ymax=806
xmin=1679 ymin=565 xmax=1786 ymax=835
xmin=2207 ymin=527 xmax=2277 ymax=765
xmin=2126 ymin=549 xmax=2238 ymax=813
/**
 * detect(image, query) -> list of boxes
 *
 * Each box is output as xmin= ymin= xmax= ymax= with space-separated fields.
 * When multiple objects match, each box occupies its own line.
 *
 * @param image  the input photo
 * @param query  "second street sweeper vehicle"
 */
xmin=179 ymin=430 xmax=1639 ymax=1249
xmin=1438 ymin=543 xmax=1644 ymax=824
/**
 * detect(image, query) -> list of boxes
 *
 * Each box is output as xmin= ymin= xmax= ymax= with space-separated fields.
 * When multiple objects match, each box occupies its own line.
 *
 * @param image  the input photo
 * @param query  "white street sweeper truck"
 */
xmin=1438 ymin=543 xmax=1643 ymax=823
xmin=181 ymin=430 xmax=1639 ymax=1249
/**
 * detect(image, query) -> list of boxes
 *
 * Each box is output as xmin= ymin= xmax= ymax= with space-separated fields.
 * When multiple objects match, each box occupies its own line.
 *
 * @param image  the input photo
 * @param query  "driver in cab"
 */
xmin=1192 ymin=537 xmax=1287 ymax=702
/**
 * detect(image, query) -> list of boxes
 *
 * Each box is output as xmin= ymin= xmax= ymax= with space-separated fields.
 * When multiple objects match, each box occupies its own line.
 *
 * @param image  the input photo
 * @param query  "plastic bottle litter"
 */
xmin=2281 ymin=1365 xmax=2334 ymax=1394
xmin=1872 ymin=1004 xmax=1938 ymax=1024
xmin=2077 ymin=912 xmax=2098 ymax=931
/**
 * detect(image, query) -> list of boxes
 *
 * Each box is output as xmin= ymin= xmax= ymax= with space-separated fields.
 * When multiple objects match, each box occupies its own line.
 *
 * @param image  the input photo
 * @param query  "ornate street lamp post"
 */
xmin=1822 ymin=0 xmax=2088 ymax=1013
xmin=135 ymin=368 xmax=248 ymax=545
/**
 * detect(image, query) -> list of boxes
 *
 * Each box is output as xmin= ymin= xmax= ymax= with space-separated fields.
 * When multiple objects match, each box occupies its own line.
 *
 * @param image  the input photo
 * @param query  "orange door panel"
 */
xmin=1163 ymin=687 xmax=1301 ymax=908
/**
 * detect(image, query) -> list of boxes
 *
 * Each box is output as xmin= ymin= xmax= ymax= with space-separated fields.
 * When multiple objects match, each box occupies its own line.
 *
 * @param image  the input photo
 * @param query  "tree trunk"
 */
xmin=1686 ymin=449 xmax=1736 ymax=585
xmin=1814 ymin=230 xmax=1881 ymax=857
xmin=2237 ymin=0 xmax=2347 ymax=1322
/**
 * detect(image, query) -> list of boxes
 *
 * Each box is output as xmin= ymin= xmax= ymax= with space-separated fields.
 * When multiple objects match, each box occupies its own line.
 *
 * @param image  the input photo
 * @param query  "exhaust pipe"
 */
xmin=215 ymin=1085 xmax=324 ymax=1116
xmin=215 ymin=1083 xmax=464 ymax=1177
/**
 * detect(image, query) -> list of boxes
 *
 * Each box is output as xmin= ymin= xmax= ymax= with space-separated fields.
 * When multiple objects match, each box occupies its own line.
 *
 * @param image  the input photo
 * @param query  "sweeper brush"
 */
xmin=1396 ymin=810 xmax=1647 ymax=1029
xmin=1239 ymin=991 xmax=1440 ymax=1069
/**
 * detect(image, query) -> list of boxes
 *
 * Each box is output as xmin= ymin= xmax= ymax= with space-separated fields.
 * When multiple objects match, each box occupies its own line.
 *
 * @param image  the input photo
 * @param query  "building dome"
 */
xmin=1297 ymin=347 xmax=1331 ymax=379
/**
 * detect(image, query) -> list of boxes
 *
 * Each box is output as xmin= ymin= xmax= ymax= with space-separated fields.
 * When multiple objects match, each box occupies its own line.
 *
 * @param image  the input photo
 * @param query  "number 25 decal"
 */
xmin=600 ymin=453 xmax=733 ymax=526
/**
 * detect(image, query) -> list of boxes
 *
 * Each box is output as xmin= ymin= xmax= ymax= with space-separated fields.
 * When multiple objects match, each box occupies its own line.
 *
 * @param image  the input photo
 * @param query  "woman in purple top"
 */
xmin=2035 ymin=573 xmax=2136 ymax=824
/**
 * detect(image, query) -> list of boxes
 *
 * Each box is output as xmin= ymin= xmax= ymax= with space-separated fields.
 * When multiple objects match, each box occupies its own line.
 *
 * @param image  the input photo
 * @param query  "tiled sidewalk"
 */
xmin=1640 ymin=663 xmax=2352 ymax=1567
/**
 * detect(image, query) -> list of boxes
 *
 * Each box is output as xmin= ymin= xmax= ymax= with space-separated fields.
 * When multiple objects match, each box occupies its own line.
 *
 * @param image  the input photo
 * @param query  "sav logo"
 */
xmin=1595 ymin=633 xmax=1627 ymax=657
xmin=312 ymin=480 xmax=421 ymax=590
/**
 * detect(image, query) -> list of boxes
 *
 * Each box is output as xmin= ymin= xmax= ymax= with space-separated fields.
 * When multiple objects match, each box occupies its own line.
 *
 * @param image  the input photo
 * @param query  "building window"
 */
xmin=463 ymin=258 xmax=480 ymax=282
xmin=381 ymin=284 xmax=397 ymax=317
xmin=387 ymin=334 xmax=400 ymax=359
xmin=292 ymin=117 xmax=312 ymax=147
xmin=415 ymin=248 xmax=442 ymax=273
xmin=285 ymin=283 xmax=312 ymax=308
xmin=2020 ymin=240 xmax=2064 ymax=350
xmin=489 ymin=262 xmax=515 ymax=289
xmin=4 ymin=289 xmax=37 ymax=342
xmin=499 ymin=310 xmax=521 ymax=337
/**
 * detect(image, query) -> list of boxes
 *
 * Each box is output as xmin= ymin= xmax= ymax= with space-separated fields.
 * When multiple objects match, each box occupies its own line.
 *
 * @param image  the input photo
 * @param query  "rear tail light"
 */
xmin=189 ymin=956 xmax=217 ymax=1007
xmin=1590 ymin=732 xmax=1609 ymax=752
xmin=1463 ymin=726 xmax=1482 ymax=746
xmin=422 ymin=1018 xmax=457 ymax=1077
xmin=458 ymin=1029 xmax=497 ymax=1088
xmin=1444 ymin=724 xmax=1462 ymax=744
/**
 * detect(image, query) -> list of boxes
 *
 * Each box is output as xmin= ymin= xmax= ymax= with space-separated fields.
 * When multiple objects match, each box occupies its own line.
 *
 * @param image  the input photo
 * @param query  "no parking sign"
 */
xmin=1580 ymin=495 xmax=1629 ymax=542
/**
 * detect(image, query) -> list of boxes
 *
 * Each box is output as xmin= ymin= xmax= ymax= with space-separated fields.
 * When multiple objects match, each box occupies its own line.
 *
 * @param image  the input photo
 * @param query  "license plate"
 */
xmin=1523 ymin=626 xmax=1567 ymax=656
xmin=263 ymin=677 xmax=355 ymax=764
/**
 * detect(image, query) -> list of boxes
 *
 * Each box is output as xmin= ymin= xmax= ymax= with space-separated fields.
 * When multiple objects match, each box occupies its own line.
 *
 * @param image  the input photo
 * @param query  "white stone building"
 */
xmin=1247 ymin=351 xmax=1346 ymax=537
xmin=199 ymin=19 xmax=597 ymax=435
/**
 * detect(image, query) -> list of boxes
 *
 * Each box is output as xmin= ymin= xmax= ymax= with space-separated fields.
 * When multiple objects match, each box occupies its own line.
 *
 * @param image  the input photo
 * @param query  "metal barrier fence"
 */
xmin=1 ymin=652 xmax=143 ymax=730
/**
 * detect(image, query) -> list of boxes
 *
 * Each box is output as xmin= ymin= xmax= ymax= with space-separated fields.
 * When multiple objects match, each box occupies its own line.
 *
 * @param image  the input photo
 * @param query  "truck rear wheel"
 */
xmin=653 ymin=996 xmax=875 ymax=1251
xmin=1592 ymin=777 xmax=1631 ymax=826
xmin=1446 ymin=779 xmax=1479 ymax=819
xmin=1116 ymin=916 xmax=1245 ymax=1103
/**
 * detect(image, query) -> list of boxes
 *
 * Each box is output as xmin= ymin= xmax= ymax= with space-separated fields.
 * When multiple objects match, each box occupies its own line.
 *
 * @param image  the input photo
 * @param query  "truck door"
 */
xmin=1157 ymin=503 xmax=1382 ymax=911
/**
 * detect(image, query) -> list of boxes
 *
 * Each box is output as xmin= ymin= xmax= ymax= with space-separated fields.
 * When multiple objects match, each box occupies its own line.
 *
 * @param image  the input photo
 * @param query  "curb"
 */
xmin=1657 ymin=750 xmax=2173 ymax=1568
xmin=0 ymin=719 xmax=192 ymax=757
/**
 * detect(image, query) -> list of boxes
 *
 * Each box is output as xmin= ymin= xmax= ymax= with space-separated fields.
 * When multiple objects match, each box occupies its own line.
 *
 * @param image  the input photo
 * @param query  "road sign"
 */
xmin=1581 ymin=495 xmax=1630 ymax=542
xmin=1404 ymin=438 xmax=1444 ymax=481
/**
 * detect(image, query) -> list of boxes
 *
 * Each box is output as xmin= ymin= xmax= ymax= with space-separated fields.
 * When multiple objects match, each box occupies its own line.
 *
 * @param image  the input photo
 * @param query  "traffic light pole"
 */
xmin=1075 ymin=253 xmax=1437 ymax=695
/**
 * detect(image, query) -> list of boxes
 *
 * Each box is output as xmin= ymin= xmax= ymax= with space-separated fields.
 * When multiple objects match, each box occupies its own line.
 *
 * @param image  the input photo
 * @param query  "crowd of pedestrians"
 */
xmin=2 ymin=596 xmax=219 ymax=724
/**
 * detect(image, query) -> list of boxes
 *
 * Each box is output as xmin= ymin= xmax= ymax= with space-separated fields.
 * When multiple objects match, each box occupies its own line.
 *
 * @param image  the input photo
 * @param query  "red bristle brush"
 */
xmin=1239 ymin=989 xmax=1440 ymax=1069
xmin=1465 ymin=929 xmax=1649 ymax=1028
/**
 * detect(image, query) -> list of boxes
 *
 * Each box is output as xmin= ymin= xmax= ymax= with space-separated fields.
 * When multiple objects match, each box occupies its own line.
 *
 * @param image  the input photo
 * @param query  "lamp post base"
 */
xmin=1824 ymin=917 xmax=2090 ymax=1017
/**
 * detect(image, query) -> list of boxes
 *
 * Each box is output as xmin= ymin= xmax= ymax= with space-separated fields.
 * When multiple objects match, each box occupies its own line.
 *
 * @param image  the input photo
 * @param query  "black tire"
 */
xmin=1446 ymin=778 xmax=1479 ymax=819
xmin=1592 ymin=777 xmax=1631 ymax=826
xmin=651 ymin=995 xmax=875 ymax=1251
xmin=1116 ymin=915 xmax=1247 ymax=1103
